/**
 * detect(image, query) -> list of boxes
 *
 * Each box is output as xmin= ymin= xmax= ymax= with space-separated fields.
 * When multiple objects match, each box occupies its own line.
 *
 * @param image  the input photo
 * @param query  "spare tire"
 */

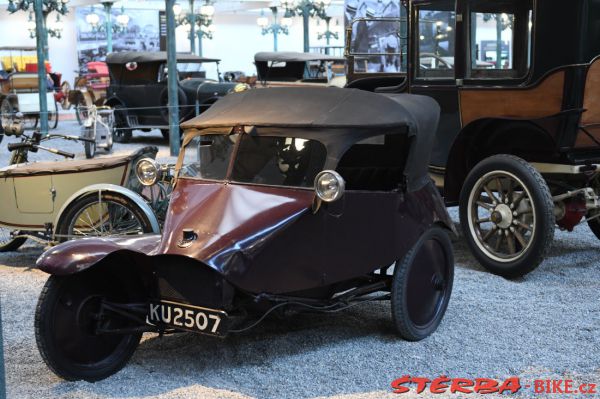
xmin=159 ymin=87 xmax=189 ymax=124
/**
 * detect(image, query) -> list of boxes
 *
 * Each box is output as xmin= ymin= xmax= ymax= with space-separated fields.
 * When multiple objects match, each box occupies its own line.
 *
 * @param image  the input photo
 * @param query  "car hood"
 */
xmin=37 ymin=179 xmax=315 ymax=276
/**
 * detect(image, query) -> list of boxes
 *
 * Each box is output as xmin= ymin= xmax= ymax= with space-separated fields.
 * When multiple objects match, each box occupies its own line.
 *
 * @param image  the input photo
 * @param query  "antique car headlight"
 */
xmin=231 ymin=83 xmax=250 ymax=93
xmin=135 ymin=158 xmax=159 ymax=186
xmin=314 ymin=170 xmax=345 ymax=203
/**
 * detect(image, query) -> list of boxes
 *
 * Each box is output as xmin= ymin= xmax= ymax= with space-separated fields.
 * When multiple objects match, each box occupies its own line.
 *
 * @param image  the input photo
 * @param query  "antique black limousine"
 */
xmin=346 ymin=0 xmax=600 ymax=278
xmin=105 ymin=51 xmax=244 ymax=142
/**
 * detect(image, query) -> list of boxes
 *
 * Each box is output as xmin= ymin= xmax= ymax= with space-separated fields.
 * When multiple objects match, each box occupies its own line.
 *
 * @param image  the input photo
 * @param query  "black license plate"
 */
xmin=147 ymin=300 xmax=227 ymax=336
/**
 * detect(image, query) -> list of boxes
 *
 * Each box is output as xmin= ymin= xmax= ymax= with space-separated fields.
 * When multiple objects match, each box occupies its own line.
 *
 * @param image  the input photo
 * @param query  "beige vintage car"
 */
xmin=0 ymin=138 xmax=164 ymax=252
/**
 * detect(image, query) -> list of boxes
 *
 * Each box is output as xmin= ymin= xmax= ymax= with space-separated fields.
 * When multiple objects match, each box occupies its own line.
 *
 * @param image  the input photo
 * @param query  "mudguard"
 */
xmin=53 ymin=184 xmax=161 ymax=236
xmin=37 ymin=234 xmax=162 ymax=275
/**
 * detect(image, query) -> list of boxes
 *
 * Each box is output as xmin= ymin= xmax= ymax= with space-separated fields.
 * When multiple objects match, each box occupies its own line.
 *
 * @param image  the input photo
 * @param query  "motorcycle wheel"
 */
xmin=56 ymin=191 xmax=154 ymax=241
xmin=35 ymin=272 xmax=142 ymax=381
xmin=84 ymin=140 xmax=96 ymax=159
xmin=0 ymin=227 xmax=27 ymax=252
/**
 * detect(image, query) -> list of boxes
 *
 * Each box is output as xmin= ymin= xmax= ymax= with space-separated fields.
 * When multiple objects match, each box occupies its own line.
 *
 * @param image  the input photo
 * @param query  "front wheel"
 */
xmin=56 ymin=191 xmax=155 ymax=241
xmin=391 ymin=227 xmax=454 ymax=341
xmin=459 ymin=154 xmax=555 ymax=278
xmin=35 ymin=273 xmax=142 ymax=381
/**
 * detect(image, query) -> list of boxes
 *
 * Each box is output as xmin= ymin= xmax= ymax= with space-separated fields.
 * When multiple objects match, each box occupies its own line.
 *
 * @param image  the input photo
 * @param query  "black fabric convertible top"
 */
xmin=181 ymin=87 xmax=440 ymax=191
xmin=106 ymin=51 xmax=219 ymax=64
xmin=254 ymin=52 xmax=345 ymax=63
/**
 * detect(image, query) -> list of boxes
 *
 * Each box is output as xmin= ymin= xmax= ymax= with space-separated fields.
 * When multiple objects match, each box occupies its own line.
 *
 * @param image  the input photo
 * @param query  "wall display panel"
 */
xmin=344 ymin=0 xmax=407 ymax=73
xmin=76 ymin=7 xmax=160 ymax=66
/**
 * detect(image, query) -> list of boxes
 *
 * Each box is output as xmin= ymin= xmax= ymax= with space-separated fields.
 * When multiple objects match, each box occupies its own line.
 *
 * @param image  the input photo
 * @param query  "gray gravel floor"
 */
xmin=1 ymin=121 xmax=599 ymax=398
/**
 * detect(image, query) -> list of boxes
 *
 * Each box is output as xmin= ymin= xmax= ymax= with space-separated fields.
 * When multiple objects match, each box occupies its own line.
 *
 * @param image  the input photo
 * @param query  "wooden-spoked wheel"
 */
xmin=460 ymin=155 xmax=555 ymax=278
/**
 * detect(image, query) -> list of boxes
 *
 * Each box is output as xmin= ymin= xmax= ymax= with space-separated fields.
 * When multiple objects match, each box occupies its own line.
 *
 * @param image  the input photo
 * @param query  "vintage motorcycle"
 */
xmin=0 ymin=121 xmax=172 ymax=252
xmin=80 ymin=104 xmax=114 ymax=159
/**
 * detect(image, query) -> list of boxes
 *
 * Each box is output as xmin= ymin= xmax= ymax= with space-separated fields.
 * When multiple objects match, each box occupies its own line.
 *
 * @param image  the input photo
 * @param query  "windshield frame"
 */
xmin=177 ymin=129 xmax=328 ymax=191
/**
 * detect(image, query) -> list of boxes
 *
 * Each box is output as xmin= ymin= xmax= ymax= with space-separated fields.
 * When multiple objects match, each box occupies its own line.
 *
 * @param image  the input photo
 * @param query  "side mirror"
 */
xmin=313 ymin=170 xmax=345 ymax=213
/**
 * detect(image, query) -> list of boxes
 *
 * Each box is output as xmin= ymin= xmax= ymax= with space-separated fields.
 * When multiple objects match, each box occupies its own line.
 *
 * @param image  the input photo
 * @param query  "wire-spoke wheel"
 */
xmin=460 ymin=155 xmax=554 ymax=278
xmin=56 ymin=191 xmax=154 ymax=242
xmin=0 ymin=227 xmax=27 ymax=252
xmin=391 ymin=227 xmax=454 ymax=341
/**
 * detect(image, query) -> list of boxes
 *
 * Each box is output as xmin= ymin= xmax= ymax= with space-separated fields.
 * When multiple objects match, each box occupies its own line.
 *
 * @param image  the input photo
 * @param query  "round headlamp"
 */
xmin=232 ymin=83 xmax=250 ymax=93
xmin=314 ymin=170 xmax=345 ymax=203
xmin=135 ymin=158 xmax=159 ymax=186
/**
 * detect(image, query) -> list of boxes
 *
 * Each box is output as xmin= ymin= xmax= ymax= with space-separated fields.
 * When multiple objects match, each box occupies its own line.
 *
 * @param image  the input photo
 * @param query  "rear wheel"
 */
xmin=112 ymin=105 xmax=132 ymax=143
xmin=459 ymin=154 xmax=555 ymax=278
xmin=48 ymin=99 xmax=59 ymax=129
xmin=84 ymin=139 xmax=96 ymax=159
xmin=0 ymin=227 xmax=27 ymax=252
xmin=391 ymin=227 xmax=454 ymax=341
xmin=35 ymin=272 xmax=142 ymax=381
xmin=56 ymin=191 xmax=154 ymax=241
xmin=587 ymin=176 xmax=600 ymax=240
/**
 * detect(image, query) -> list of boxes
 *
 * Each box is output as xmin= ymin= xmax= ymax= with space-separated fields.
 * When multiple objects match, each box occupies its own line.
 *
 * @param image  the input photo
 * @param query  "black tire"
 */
xmin=0 ymin=227 xmax=27 ymax=252
xmin=35 ymin=272 xmax=142 ymax=381
xmin=56 ymin=191 xmax=155 ymax=242
xmin=112 ymin=105 xmax=132 ymax=143
xmin=588 ymin=217 xmax=600 ymax=240
xmin=84 ymin=140 xmax=96 ymax=159
xmin=459 ymin=154 xmax=555 ymax=278
xmin=391 ymin=227 xmax=454 ymax=341
xmin=159 ymin=87 xmax=188 ymax=124
xmin=48 ymin=100 xmax=59 ymax=130
xmin=161 ymin=129 xmax=170 ymax=141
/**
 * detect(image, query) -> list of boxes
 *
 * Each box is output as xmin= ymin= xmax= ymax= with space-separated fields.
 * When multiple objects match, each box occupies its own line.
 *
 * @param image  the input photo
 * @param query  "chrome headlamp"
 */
xmin=231 ymin=83 xmax=250 ymax=93
xmin=135 ymin=158 xmax=159 ymax=186
xmin=314 ymin=170 xmax=345 ymax=203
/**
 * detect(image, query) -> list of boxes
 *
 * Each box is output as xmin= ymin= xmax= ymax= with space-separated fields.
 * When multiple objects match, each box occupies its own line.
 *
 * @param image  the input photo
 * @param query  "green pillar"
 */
xmin=302 ymin=11 xmax=309 ymax=52
xmin=197 ymin=31 xmax=203 ymax=57
xmin=103 ymin=2 xmax=113 ymax=53
xmin=189 ymin=0 xmax=196 ymax=54
xmin=34 ymin=0 xmax=48 ymax=136
xmin=496 ymin=14 xmax=503 ymax=69
xmin=166 ymin=0 xmax=180 ymax=156
xmin=272 ymin=7 xmax=279 ymax=52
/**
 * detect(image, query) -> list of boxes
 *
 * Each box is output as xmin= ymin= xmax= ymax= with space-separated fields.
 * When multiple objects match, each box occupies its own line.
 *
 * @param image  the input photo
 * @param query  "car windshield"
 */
xmin=177 ymin=62 xmax=205 ymax=72
xmin=180 ymin=133 xmax=327 ymax=188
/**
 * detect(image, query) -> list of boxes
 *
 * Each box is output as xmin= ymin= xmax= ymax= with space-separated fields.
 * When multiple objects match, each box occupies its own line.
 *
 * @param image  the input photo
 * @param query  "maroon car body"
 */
xmin=34 ymin=87 xmax=456 ymax=382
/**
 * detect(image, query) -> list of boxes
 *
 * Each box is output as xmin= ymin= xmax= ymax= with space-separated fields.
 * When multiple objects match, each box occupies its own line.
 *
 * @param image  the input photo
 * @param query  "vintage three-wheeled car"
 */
xmin=346 ymin=0 xmax=600 ymax=277
xmin=35 ymin=87 xmax=455 ymax=381
xmin=254 ymin=51 xmax=347 ymax=87
xmin=105 ymin=51 xmax=245 ymax=143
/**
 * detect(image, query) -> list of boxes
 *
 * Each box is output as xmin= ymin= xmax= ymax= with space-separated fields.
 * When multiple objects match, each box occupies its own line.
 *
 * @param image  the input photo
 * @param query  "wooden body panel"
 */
xmin=0 ymin=165 xmax=128 ymax=230
xmin=578 ymin=58 xmax=600 ymax=148
xmin=459 ymin=71 xmax=566 ymax=127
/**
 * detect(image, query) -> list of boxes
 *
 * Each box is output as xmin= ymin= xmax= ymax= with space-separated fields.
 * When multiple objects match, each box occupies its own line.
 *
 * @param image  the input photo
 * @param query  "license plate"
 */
xmin=146 ymin=300 xmax=227 ymax=336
